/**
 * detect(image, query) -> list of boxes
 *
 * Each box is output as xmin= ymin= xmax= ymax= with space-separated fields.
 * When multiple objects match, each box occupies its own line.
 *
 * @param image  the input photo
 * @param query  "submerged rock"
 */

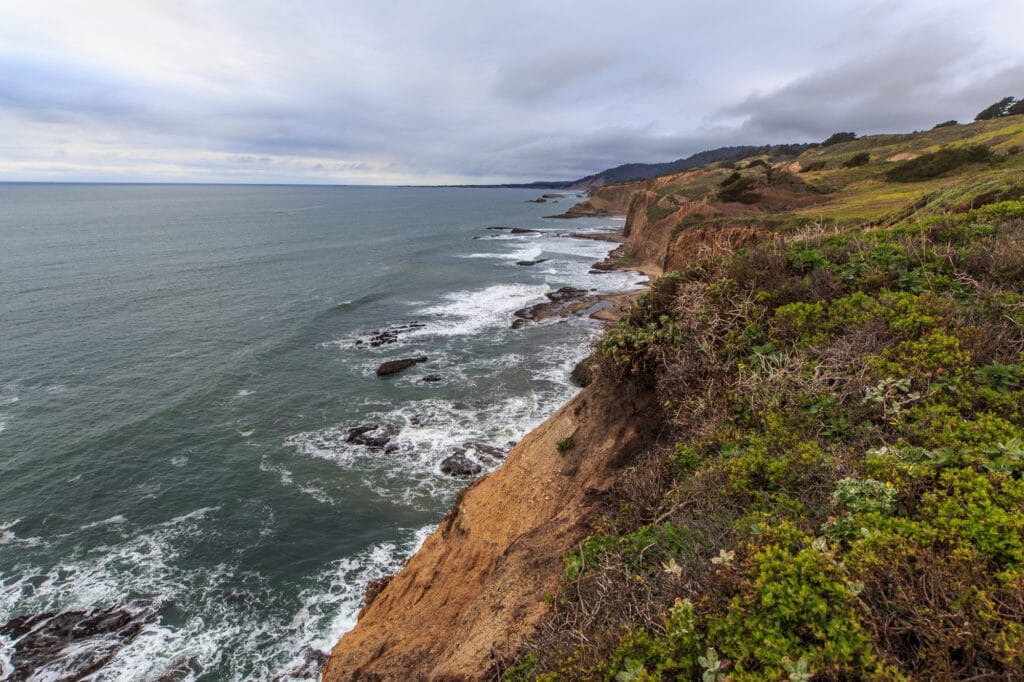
xmin=512 ymin=287 xmax=599 ymax=329
xmin=347 ymin=423 xmax=398 ymax=449
xmin=440 ymin=452 xmax=483 ymax=478
xmin=546 ymin=287 xmax=589 ymax=303
xmin=360 ymin=323 xmax=426 ymax=348
xmin=516 ymin=258 xmax=548 ymax=267
xmin=464 ymin=441 xmax=506 ymax=459
xmin=0 ymin=602 xmax=162 ymax=680
xmin=509 ymin=227 xmax=540 ymax=234
xmin=376 ymin=357 xmax=428 ymax=376
xmin=419 ymin=374 xmax=444 ymax=383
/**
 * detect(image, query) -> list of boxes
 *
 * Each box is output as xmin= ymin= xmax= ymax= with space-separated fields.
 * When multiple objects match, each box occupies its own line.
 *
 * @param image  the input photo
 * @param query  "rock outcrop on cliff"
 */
xmin=323 ymin=380 xmax=660 ymax=680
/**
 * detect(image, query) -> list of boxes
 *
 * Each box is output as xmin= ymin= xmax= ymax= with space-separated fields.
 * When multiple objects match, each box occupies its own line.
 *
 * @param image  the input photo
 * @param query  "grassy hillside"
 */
xmin=642 ymin=117 xmax=1024 ymax=232
xmin=501 ymin=117 xmax=1024 ymax=680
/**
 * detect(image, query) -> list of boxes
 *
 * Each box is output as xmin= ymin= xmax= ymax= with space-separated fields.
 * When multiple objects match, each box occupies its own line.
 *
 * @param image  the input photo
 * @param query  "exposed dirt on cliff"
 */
xmin=322 ymin=379 xmax=661 ymax=681
xmin=550 ymin=181 xmax=643 ymax=218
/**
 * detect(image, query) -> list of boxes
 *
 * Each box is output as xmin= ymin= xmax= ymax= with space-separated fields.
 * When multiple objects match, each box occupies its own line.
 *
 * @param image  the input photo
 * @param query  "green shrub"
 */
xmin=821 ymin=132 xmax=857 ymax=146
xmin=708 ymin=533 xmax=887 ymax=680
xmin=603 ymin=600 xmax=702 ymax=680
xmin=564 ymin=523 xmax=693 ymax=580
xmin=717 ymin=172 xmax=760 ymax=204
xmin=842 ymin=152 xmax=871 ymax=168
xmin=798 ymin=160 xmax=826 ymax=173
xmin=886 ymin=145 xmax=993 ymax=182
xmin=556 ymin=436 xmax=575 ymax=453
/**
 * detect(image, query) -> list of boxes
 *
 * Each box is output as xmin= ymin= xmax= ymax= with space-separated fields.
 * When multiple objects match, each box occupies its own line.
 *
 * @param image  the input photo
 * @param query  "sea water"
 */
xmin=0 ymin=184 xmax=641 ymax=680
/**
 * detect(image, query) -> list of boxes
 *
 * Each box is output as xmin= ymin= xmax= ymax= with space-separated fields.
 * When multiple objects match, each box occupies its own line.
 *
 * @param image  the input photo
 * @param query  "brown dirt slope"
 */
xmin=554 ymin=181 xmax=644 ymax=217
xmin=620 ymin=188 xmax=776 ymax=273
xmin=323 ymin=380 xmax=659 ymax=681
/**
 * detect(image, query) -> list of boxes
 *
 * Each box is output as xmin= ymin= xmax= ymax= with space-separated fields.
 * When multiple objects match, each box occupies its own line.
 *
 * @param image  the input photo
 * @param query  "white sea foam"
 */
xmin=0 ymin=507 xmax=231 ymax=681
xmin=0 ymin=633 xmax=13 ymax=680
xmin=235 ymin=389 xmax=255 ymax=398
xmin=463 ymin=243 xmax=544 ymax=262
xmin=410 ymin=282 xmax=550 ymax=339
xmin=0 ymin=518 xmax=43 ymax=547
xmin=79 ymin=515 xmax=128 ymax=530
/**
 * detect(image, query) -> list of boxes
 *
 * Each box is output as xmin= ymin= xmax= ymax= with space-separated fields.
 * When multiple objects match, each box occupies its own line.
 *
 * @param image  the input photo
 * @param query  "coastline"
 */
xmin=322 ymin=200 xmax=660 ymax=680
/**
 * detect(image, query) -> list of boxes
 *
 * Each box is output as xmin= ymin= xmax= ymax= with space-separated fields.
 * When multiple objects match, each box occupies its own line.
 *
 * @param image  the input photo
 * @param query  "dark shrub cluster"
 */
xmin=886 ymin=144 xmax=992 ymax=182
xmin=841 ymin=152 xmax=870 ymax=168
xmin=717 ymin=172 xmax=760 ymax=204
xmin=975 ymin=96 xmax=1024 ymax=121
xmin=821 ymin=132 xmax=857 ymax=146
xmin=799 ymin=160 xmax=826 ymax=173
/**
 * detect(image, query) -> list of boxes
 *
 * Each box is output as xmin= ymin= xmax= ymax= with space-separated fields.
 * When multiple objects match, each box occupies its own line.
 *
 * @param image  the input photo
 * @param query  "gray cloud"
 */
xmin=0 ymin=0 xmax=1021 ymax=183
xmin=493 ymin=47 xmax=615 ymax=102
xmin=722 ymin=27 xmax=1024 ymax=140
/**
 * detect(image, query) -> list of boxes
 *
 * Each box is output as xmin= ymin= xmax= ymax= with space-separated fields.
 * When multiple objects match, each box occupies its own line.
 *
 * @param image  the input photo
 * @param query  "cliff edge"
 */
xmin=323 ymin=379 xmax=660 ymax=680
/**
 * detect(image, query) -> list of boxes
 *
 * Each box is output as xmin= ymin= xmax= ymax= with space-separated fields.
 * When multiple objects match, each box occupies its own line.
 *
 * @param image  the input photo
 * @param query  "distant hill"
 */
xmin=455 ymin=143 xmax=813 ymax=191
xmin=565 ymin=143 xmax=812 ymax=190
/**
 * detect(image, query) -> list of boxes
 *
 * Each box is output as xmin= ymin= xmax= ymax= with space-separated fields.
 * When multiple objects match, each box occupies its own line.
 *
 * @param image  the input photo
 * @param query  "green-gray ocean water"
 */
xmin=0 ymin=184 xmax=639 ymax=680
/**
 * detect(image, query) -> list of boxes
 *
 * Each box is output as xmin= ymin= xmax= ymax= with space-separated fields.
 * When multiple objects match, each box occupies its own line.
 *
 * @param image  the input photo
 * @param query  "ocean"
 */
xmin=0 ymin=184 xmax=640 ymax=680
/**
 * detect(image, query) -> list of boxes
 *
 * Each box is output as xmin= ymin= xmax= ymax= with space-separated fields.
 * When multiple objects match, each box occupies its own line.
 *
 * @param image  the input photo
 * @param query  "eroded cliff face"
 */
xmin=323 ymin=183 xmax=774 ymax=680
xmin=555 ymin=181 xmax=644 ymax=218
xmin=323 ymin=380 xmax=659 ymax=681
xmin=619 ymin=171 xmax=777 ymax=272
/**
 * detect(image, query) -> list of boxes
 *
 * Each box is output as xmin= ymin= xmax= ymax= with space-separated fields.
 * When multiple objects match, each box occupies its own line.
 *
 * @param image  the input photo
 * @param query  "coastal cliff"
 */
xmin=326 ymin=115 xmax=1024 ymax=680
xmin=323 ymin=378 xmax=660 ymax=680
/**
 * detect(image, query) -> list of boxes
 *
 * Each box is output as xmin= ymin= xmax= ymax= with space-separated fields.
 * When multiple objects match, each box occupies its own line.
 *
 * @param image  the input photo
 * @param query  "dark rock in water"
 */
xmin=440 ymin=452 xmax=483 ymax=478
xmin=420 ymin=374 xmax=444 ymax=383
xmin=516 ymin=258 xmax=548 ymax=267
xmin=512 ymin=287 xmax=598 ymax=329
xmin=464 ymin=441 xmax=506 ymax=459
xmin=376 ymin=356 xmax=428 ymax=376
xmin=362 ymin=575 xmax=394 ymax=610
xmin=347 ymin=423 xmax=398 ymax=448
xmin=542 ymin=193 xmax=566 ymax=199
xmin=589 ymin=260 xmax=617 ymax=272
xmin=0 ymin=601 xmax=162 ymax=680
xmin=546 ymin=287 xmax=589 ymax=303
xmin=346 ymin=424 xmax=378 ymax=442
xmin=156 ymin=656 xmax=204 ymax=681
xmin=486 ymin=226 xmax=512 ymax=230
xmin=527 ymin=197 xmax=547 ymax=203
xmin=384 ymin=443 xmax=399 ymax=454
xmin=570 ymin=359 xmax=595 ymax=387
xmin=275 ymin=646 xmax=330 ymax=681
xmin=362 ymin=323 xmax=426 ymax=348
xmin=509 ymin=227 xmax=540 ymax=234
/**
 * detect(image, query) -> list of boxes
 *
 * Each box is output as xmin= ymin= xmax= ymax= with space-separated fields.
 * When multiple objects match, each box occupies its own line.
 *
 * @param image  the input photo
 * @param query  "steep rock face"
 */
xmin=555 ymin=181 xmax=643 ymax=218
xmin=323 ymin=380 xmax=658 ymax=681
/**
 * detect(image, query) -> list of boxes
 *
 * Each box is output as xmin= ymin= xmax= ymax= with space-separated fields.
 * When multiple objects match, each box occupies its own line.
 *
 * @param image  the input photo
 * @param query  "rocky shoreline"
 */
xmin=321 ymin=195 xmax=666 ymax=679
xmin=346 ymin=221 xmax=654 ymax=487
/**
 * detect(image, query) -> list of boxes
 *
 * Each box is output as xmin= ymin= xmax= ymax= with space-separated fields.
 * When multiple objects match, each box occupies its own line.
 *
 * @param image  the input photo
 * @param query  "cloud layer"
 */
xmin=0 ymin=0 xmax=1021 ymax=183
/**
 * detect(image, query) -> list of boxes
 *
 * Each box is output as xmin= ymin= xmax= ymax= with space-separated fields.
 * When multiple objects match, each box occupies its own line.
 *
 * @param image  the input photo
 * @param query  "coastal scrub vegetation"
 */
xmin=501 ymin=160 xmax=1024 ymax=678
xmin=975 ymin=96 xmax=1024 ymax=121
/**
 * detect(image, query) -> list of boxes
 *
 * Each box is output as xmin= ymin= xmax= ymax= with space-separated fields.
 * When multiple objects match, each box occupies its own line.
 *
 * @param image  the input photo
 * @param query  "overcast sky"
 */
xmin=1 ymin=1 xmax=1021 ymax=184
